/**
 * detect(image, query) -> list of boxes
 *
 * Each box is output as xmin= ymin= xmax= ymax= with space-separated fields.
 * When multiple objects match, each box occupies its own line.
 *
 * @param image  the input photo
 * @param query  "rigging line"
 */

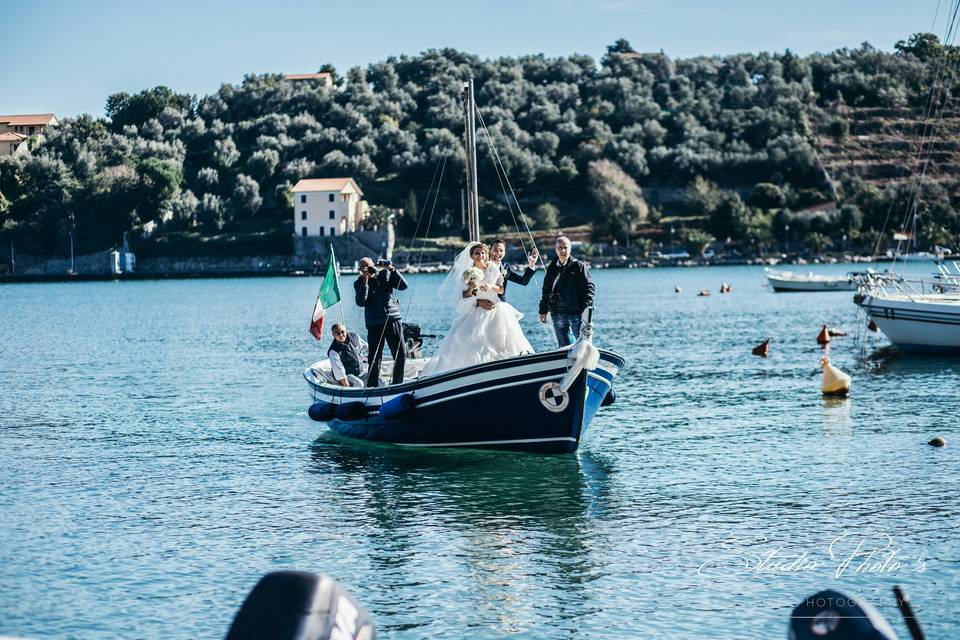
xmin=872 ymin=0 xmax=960 ymax=259
xmin=474 ymin=106 xmax=546 ymax=269
xmin=904 ymin=0 xmax=960 ymax=208
xmin=365 ymin=153 xmax=447 ymax=391
xmin=473 ymin=108 xmax=527 ymax=243
xmin=402 ymin=154 xmax=448 ymax=319
xmin=406 ymin=155 xmax=448 ymax=251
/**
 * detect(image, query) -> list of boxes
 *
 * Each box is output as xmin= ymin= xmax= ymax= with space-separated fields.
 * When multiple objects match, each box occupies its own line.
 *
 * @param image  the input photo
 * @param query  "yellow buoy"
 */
xmin=820 ymin=356 xmax=851 ymax=396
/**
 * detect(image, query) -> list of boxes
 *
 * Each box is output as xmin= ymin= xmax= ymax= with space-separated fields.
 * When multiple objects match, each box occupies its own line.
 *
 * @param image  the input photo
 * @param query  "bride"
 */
xmin=420 ymin=242 xmax=534 ymax=376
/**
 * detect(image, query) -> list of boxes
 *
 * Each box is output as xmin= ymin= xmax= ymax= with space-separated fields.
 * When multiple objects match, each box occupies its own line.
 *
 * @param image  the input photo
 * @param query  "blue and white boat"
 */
xmin=304 ymin=348 xmax=623 ymax=453
xmin=303 ymin=79 xmax=624 ymax=453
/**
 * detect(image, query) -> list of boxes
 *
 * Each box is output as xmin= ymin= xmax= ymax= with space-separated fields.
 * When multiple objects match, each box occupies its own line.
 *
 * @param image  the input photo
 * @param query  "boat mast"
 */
xmin=462 ymin=78 xmax=480 ymax=242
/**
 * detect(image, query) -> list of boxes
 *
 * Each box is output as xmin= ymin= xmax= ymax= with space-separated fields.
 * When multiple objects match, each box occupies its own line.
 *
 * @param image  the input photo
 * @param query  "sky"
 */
xmin=2 ymin=0 xmax=943 ymax=119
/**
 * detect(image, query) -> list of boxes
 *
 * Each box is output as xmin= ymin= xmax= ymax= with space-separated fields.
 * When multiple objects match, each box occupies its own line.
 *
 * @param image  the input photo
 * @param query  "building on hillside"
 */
xmin=292 ymin=177 xmax=369 ymax=238
xmin=284 ymin=72 xmax=333 ymax=87
xmin=0 ymin=113 xmax=58 ymax=156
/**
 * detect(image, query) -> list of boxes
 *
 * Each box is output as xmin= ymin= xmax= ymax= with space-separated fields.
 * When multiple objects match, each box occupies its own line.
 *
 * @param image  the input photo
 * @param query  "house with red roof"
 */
xmin=292 ymin=177 xmax=369 ymax=237
xmin=0 ymin=113 xmax=57 ymax=155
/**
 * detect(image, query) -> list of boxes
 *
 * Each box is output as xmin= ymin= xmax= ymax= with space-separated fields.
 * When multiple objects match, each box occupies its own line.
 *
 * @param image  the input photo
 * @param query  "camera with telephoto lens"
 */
xmin=376 ymin=259 xmax=392 ymax=268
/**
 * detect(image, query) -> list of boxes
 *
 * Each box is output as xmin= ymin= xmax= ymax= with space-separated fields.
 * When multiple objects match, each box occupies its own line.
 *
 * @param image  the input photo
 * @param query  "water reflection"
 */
xmin=820 ymin=396 xmax=852 ymax=436
xmin=306 ymin=437 xmax=614 ymax=635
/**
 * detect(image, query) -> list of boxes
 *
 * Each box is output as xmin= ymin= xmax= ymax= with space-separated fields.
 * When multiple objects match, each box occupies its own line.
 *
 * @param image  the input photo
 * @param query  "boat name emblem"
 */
xmin=538 ymin=382 xmax=569 ymax=413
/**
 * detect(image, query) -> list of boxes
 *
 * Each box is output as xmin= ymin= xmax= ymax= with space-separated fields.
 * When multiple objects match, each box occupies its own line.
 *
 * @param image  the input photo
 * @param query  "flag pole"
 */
xmin=331 ymin=244 xmax=346 ymax=327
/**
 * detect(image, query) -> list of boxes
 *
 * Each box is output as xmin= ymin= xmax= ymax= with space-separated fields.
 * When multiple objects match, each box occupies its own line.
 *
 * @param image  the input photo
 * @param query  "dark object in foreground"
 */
xmin=928 ymin=436 xmax=947 ymax=447
xmin=789 ymin=589 xmax=897 ymax=639
xmin=226 ymin=571 xmax=375 ymax=640
xmin=893 ymin=585 xmax=926 ymax=640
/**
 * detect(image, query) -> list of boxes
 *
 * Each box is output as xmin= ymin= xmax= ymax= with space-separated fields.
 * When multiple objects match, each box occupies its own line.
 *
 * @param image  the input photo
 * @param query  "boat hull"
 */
xmin=766 ymin=270 xmax=857 ymax=292
xmin=305 ymin=349 xmax=623 ymax=453
xmin=858 ymin=294 xmax=960 ymax=352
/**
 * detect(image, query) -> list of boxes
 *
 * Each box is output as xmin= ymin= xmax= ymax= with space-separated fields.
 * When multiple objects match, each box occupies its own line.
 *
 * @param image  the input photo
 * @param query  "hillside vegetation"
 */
xmin=2 ymin=33 xmax=960 ymax=259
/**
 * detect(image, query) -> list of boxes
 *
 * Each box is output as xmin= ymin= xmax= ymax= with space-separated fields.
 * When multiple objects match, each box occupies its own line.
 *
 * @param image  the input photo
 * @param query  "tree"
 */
xmin=687 ymin=176 xmax=723 ymax=215
xmin=681 ymin=229 xmax=715 ymax=258
xmin=895 ymin=33 xmax=943 ymax=62
xmin=708 ymin=192 xmax=751 ymax=239
xmin=587 ymin=159 xmax=648 ymax=239
xmin=106 ymin=86 xmax=193 ymax=131
xmin=231 ymin=174 xmax=262 ymax=218
xmin=534 ymin=203 xmax=559 ymax=229
xmin=748 ymin=183 xmax=786 ymax=209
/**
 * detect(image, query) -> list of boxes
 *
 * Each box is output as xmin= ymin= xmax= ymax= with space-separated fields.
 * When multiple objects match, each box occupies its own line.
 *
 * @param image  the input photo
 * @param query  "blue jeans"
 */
xmin=551 ymin=312 xmax=582 ymax=347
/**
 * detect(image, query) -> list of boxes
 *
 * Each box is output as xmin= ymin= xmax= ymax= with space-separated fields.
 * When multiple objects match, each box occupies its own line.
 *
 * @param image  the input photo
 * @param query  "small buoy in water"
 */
xmin=719 ymin=282 xmax=732 ymax=293
xmin=675 ymin=285 xmax=682 ymax=293
xmin=820 ymin=356 xmax=851 ymax=396
xmin=698 ymin=289 xmax=711 ymax=297
xmin=816 ymin=324 xmax=831 ymax=346
xmin=929 ymin=436 xmax=947 ymax=447
xmin=867 ymin=319 xmax=879 ymax=332
xmin=828 ymin=328 xmax=848 ymax=337
xmin=752 ymin=338 xmax=770 ymax=357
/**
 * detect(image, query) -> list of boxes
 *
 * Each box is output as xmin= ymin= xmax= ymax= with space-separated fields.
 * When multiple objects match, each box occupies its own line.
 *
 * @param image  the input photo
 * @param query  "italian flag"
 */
xmin=310 ymin=248 xmax=342 ymax=340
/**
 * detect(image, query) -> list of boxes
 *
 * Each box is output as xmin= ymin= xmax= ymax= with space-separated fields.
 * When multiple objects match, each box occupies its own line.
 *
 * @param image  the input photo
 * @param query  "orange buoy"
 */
xmin=698 ymin=289 xmax=711 ymax=297
xmin=752 ymin=338 xmax=770 ymax=357
xmin=867 ymin=319 xmax=879 ymax=332
xmin=816 ymin=324 xmax=831 ymax=346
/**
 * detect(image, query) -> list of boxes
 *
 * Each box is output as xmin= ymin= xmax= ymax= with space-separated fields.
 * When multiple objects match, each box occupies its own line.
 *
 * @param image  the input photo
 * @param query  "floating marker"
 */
xmin=698 ymin=289 xmax=711 ymax=297
xmin=828 ymin=328 xmax=848 ymax=337
xmin=929 ymin=436 xmax=947 ymax=447
xmin=719 ymin=282 xmax=732 ymax=293
xmin=816 ymin=324 xmax=831 ymax=346
xmin=675 ymin=285 xmax=682 ymax=293
xmin=820 ymin=356 xmax=851 ymax=396
xmin=868 ymin=319 xmax=879 ymax=332
xmin=752 ymin=338 xmax=770 ymax=357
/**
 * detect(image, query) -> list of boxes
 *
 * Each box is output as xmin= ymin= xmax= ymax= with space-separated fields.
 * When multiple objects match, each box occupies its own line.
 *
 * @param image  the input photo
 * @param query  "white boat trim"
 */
xmin=415 ymin=373 xmax=560 ymax=408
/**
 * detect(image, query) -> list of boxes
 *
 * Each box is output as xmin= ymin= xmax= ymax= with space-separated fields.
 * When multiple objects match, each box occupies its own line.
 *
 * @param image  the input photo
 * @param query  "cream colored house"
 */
xmin=284 ymin=72 xmax=333 ymax=87
xmin=0 ymin=113 xmax=57 ymax=156
xmin=292 ymin=177 xmax=369 ymax=238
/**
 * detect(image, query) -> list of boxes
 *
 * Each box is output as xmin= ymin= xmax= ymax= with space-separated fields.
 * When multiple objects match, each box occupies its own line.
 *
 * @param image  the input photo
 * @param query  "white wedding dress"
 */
xmin=420 ymin=250 xmax=534 ymax=376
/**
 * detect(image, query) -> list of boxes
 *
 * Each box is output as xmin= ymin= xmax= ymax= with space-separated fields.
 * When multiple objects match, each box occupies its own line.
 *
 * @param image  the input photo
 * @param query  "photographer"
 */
xmin=354 ymin=257 xmax=408 ymax=387
xmin=538 ymin=236 xmax=595 ymax=347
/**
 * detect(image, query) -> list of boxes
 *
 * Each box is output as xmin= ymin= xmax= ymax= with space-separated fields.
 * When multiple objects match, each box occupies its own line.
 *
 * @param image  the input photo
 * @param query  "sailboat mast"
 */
xmin=462 ymin=78 xmax=480 ymax=242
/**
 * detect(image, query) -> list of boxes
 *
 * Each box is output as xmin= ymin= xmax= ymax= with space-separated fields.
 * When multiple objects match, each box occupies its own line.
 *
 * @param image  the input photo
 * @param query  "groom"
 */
xmin=477 ymin=238 xmax=539 ymax=311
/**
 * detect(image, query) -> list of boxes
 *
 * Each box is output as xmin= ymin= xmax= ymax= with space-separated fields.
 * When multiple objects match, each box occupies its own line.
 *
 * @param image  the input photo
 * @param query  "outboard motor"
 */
xmin=788 ymin=589 xmax=898 ymax=640
xmin=402 ymin=323 xmax=435 ymax=359
xmin=225 ymin=571 xmax=375 ymax=640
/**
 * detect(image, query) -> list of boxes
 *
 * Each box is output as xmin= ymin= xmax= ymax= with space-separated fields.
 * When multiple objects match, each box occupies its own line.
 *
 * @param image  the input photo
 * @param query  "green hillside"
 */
xmin=2 ymin=33 xmax=959 ymax=259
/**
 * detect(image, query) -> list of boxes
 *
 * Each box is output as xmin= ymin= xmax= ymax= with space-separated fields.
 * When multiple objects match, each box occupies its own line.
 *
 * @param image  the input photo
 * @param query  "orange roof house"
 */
xmin=0 ymin=113 xmax=57 ymax=156
xmin=284 ymin=72 xmax=333 ymax=86
xmin=292 ymin=177 xmax=368 ymax=238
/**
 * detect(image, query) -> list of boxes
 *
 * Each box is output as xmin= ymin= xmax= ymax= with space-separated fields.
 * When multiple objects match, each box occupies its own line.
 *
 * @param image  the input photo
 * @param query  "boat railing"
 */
xmin=850 ymin=267 xmax=960 ymax=300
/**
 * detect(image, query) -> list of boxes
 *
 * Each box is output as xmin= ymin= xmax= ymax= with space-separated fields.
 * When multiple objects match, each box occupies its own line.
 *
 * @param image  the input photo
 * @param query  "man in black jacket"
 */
xmin=538 ymin=236 xmax=595 ymax=347
xmin=354 ymin=257 xmax=408 ymax=387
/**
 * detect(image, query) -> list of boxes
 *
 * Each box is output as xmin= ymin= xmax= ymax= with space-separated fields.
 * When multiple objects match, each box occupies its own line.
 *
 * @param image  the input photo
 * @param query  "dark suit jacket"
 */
xmin=497 ymin=264 xmax=535 ymax=301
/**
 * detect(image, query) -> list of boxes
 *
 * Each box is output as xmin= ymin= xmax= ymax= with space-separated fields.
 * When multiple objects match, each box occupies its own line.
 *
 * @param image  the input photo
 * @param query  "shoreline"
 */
xmin=0 ymin=256 xmax=893 ymax=284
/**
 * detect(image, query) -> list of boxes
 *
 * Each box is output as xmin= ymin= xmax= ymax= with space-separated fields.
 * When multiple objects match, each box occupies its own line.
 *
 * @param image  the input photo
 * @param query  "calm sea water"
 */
xmin=1 ymin=265 xmax=958 ymax=639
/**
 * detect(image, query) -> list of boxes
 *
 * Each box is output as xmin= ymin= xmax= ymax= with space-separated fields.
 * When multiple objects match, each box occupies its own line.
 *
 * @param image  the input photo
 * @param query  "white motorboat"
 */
xmin=765 ymin=268 xmax=858 ymax=292
xmin=855 ymin=289 xmax=960 ymax=352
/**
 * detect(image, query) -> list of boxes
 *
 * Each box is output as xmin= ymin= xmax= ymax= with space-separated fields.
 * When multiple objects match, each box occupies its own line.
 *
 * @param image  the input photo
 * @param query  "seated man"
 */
xmin=328 ymin=323 xmax=368 ymax=387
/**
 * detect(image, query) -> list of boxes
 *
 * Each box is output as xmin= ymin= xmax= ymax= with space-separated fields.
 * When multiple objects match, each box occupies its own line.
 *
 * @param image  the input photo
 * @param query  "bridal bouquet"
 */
xmin=463 ymin=267 xmax=484 ymax=293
